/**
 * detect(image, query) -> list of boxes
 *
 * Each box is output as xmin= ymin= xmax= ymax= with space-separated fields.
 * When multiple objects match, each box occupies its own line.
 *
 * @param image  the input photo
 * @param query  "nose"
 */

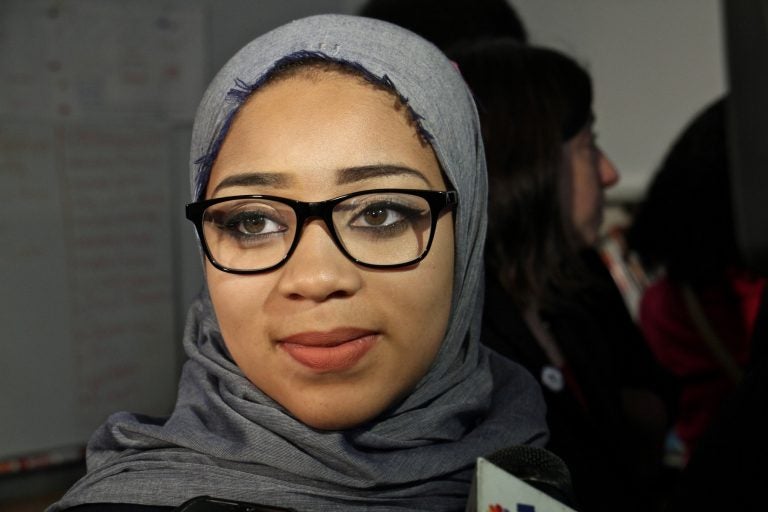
xmin=276 ymin=220 xmax=363 ymax=302
xmin=598 ymin=149 xmax=620 ymax=188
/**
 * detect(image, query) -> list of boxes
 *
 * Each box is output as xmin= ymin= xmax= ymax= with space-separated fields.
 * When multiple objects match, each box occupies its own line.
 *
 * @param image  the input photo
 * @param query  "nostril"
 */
xmin=328 ymin=289 xmax=352 ymax=300
xmin=286 ymin=289 xmax=350 ymax=301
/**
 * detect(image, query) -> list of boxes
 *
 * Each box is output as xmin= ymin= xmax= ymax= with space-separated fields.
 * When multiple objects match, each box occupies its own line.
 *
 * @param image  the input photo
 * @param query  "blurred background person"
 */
xmin=359 ymin=0 xmax=528 ymax=50
xmin=661 ymin=285 xmax=768 ymax=512
xmin=451 ymin=38 xmax=676 ymax=512
xmin=626 ymin=95 xmax=766 ymax=468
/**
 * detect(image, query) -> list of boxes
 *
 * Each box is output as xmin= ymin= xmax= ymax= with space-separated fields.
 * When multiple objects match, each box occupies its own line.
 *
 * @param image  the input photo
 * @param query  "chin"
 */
xmin=277 ymin=387 xmax=391 ymax=431
xmin=575 ymin=224 xmax=600 ymax=248
xmin=294 ymin=406 xmax=378 ymax=431
xmin=582 ymin=233 xmax=599 ymax=248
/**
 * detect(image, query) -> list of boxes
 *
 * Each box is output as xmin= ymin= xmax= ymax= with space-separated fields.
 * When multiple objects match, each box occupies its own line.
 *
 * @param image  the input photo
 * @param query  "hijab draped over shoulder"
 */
xmin=51 ymin=14 xmax=546 ymax=512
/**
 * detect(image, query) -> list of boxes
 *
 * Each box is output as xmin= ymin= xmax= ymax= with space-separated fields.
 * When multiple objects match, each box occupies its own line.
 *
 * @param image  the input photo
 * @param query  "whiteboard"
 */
xmin=0 ymin=0 xmax=206 ymax=462
xmin=0 ymin=120 xmax=180 ymax=458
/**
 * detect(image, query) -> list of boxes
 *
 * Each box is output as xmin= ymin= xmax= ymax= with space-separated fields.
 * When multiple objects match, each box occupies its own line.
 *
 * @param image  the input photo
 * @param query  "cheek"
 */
xmin=576 ymin=169 xmax=602 ymax=215
xmin=568 ymin=167 xmax=606 ymax=247
xmin=394 ymin=219 xmax=454 ymax=350
xmin=558 ymin=161 xmax=575 ymax=215
xmin=205 ymin=264 xmax=272 ymax=346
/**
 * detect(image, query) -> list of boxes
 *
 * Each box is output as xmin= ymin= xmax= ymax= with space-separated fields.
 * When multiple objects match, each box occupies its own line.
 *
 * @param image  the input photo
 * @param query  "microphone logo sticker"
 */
xmin=486 ymin=504 xmax=535 ymax=512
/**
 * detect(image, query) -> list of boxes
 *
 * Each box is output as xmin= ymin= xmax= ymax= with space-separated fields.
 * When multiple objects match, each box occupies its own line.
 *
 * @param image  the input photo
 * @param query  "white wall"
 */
xmin=511 ymin=0 xmax=727 ymax=201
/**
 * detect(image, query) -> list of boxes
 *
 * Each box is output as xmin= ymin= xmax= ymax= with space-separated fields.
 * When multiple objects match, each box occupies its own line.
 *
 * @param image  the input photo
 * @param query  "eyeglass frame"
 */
xmin=185 ymin=188 xmax=459 ymax=274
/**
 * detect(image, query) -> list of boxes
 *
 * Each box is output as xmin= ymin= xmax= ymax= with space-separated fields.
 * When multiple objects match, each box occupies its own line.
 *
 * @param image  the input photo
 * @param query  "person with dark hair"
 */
xmin=451 ymin=38 xmax=674 ymax=512
xmin=358 ymin=0 xmax=527 ymax=50
xmin=627 ymin=96 xmax=765 ymax=468
xmin=47 ymin=15 xmax=547 ymax=512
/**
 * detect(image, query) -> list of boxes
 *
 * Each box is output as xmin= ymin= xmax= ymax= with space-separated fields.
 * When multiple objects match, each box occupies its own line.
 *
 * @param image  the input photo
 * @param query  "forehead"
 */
xmin=205 ymin=70 xmax=445 ymax=198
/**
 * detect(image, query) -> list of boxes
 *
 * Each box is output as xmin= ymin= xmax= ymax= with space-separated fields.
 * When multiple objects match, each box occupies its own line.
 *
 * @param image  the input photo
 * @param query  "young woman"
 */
xmin=451 ymin=39 xmax=673 ymax=512
xmin=49 ymin=15 xmax=547 ymax=512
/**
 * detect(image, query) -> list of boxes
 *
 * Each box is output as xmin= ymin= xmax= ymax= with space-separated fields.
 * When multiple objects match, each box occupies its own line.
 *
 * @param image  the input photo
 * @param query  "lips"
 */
xmin=278 ymin=328 xmax=378 ymax=372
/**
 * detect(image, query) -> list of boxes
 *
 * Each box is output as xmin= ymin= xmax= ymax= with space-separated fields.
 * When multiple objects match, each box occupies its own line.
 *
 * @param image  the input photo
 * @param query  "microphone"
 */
xmin=466 ymin=445 xmax=579 ymax=512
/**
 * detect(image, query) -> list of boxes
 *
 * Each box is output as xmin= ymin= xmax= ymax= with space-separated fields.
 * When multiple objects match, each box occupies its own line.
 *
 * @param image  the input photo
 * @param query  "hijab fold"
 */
xmin=51 ymin=14 xmax=546 ymax=512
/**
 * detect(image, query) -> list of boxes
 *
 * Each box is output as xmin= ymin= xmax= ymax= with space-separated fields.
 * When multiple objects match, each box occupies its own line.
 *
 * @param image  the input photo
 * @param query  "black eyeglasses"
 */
xmin=185 ymin=188 xmax=458 ymax=274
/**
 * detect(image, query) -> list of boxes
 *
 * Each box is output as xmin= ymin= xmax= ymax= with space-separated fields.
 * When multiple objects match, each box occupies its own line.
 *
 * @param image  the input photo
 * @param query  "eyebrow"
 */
xmin=211 ymin=172 xmax=292 ymax=195
xmin=210 ymin=164 xmax=432 ymax=195
xmin=335 ymin=164 xmax=432 ymax=186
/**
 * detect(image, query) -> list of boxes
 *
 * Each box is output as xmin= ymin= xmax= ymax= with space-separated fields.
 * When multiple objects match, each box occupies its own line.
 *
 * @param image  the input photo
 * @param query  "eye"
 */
xmin=227 ymin=211 xmax=285 ymax=236
xmin=352 ymin=204 xmax=408 ymax=228
xmin=205 ymin=201 xmax=291 ymax=243
xmin=338 ymin=195 xmax=431 ymax=240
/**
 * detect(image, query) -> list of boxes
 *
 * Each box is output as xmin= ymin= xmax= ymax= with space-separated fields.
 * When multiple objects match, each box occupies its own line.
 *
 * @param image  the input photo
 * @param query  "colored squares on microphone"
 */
xmin=487 ymin=503 xmax=537 ymax=512
xmin=486 ymin=504 xmax=536 ymax=512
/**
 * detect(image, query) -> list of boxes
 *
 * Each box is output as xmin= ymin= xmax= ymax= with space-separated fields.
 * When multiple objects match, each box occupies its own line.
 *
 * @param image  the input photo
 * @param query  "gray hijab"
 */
xmin=51 ymin=14 xmax=546 ymax=512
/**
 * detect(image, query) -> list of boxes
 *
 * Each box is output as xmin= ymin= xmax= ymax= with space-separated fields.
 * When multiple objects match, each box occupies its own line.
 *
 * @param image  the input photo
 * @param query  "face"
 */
xmin=204 ymin=70 xmax=455 ymax=430
xmin=561 ymin=124 xmax=619 ymax=247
